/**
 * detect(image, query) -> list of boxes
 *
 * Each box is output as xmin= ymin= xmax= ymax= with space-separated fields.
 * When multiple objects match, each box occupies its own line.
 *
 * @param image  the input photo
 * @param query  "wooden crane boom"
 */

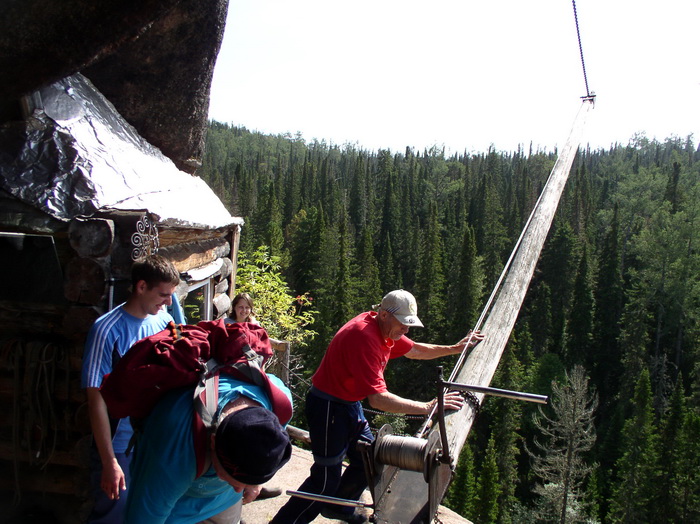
xmin=368 ymin=97 xmax=595 ymax=523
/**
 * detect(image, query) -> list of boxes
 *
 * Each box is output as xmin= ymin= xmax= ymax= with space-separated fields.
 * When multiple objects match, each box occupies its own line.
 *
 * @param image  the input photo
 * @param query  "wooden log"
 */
xmin=61 ymin=306 xmax=100 ymax=341
xmin=0 ymin=441 xmax=81 ymax=467
xmin=286 ymin=425 xmax=311 ymax=445
xmin=68 ymin=217 xmax=115 ymax=258
xmin=212 ymin=293 xmax=231 ymax=319
xmin=63 ymin=257 xmax=107 ymax=305
xmin=0 ymin=300 xmax=65 ymax=336
xmin=182 ymin=258 xmax=224 ymax=282
xmin=228 ymin=226 xmax=241 ymax=299
xmin=0 ymin=377 xmax=85 ymax=404
xmin=443 ymin=99 xmax=594 ymax=460
xmin=218 ymin=257 xmax=233 ymax=280
xmin=214 ymin=278 xmax=228 ymax=296
xmin=269 ymin=338 xmax=290 ymax=385
xmin=157 ymin=225 xmax=239 ymax=246
xmin=158 ymin=238 xmax=230 ymax=273
xmin=0 ymin=461 xmax=88 ymax=496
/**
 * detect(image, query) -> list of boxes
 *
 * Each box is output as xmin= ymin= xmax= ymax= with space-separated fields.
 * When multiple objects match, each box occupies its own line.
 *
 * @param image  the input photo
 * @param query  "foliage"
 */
xmin=200 ymin=122 xmax=700 ymax=522
xmin=476 ymin=434 xmax=502 ymax=523
xmin=444 ymin=441 xmax=478 ymax=517
xmin=527 ymin=365 xmax=598 ymax=523
xmin=609 ymin=369 xmax=660 ymax=523
xmin=234 ymin=245 xmax=317 ymax=347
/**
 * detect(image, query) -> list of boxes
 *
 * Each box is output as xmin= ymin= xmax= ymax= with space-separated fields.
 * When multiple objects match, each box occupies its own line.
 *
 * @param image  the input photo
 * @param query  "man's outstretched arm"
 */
xmin=404 ymin=331 xmax=485 ymax=360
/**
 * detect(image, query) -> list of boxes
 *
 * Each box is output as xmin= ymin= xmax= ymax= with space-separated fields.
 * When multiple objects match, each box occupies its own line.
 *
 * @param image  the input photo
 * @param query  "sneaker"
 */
xmin=257 ymin=486 xmax=283 ymax=499
xmin=320 ymin=506 xmax=368 ymax=524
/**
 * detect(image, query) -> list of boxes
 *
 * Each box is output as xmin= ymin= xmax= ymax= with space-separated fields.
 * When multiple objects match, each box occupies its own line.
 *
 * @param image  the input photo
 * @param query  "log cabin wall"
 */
xmin=0 ymin=209 xmax=240 ymax=522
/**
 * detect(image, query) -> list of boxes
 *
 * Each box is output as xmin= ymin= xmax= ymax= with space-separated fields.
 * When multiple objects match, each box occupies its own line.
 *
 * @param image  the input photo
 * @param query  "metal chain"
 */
xmin=572 ymin=0 xmax=591 ymax=98
xmin=461 ymin=390 xmax=481 ymax=416
xmin=363 ymin=406 xmax=426 ymax=420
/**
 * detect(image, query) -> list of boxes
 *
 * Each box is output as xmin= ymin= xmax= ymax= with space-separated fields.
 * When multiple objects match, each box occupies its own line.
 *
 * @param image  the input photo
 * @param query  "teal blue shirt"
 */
xmin=125 ymin=375 xmax=291 ymax=524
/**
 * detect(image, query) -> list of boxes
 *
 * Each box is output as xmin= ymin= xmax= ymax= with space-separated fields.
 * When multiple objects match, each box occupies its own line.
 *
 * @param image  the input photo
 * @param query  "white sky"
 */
xmin=209 ymin=0 xmax=700 ymax=154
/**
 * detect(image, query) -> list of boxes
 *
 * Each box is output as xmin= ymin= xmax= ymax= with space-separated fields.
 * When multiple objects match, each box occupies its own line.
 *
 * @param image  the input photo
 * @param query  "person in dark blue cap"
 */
xmin=125 ymin=375 xmax=292 ymax=524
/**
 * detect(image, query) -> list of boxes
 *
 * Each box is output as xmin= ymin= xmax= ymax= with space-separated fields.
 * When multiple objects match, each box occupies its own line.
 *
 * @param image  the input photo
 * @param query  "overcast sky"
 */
xmin=208 ymin=0 xmax=700 ymax=154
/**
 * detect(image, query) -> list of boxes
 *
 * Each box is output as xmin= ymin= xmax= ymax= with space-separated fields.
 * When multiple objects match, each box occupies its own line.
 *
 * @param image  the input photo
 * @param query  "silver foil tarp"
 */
xmin=0 ymin=74 xmax=241 ymax=229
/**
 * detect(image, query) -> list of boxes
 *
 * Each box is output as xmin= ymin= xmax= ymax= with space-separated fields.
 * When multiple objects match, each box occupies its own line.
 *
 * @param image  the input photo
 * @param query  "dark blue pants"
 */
xmin=270 ymin=389 xmax=373 ymax=524
xmin=87 ymin=448 xmax=131 ymax=524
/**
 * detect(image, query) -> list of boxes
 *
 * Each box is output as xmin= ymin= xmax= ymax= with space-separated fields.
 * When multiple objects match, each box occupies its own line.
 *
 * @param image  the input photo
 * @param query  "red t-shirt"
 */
xmin=312 ymin=311 xmax=414 ymax=402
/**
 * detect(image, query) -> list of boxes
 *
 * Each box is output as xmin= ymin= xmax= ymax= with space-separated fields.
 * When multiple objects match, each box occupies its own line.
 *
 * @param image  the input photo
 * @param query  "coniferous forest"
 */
xmin=200 ymin=122 xmax=700 ymax=523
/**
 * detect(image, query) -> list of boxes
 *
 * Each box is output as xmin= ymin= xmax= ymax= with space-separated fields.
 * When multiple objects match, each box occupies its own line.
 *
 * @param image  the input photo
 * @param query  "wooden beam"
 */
xmin=373 ymin=99 xmax=594 ymax=524
xmin=229 ymin=224 xmax=241 ymax=300
xmin=442 ymin=99 xmax=593 ymax=458
xmin=158 ymin=238 xmax=229 ymax=273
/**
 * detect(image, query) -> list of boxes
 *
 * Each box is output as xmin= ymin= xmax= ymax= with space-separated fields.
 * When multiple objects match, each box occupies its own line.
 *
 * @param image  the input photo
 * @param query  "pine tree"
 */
xmin=609 ymin=369 xmax=660 ymax=523
xmin=476 ymin=434 xmax=501 ymax=524
xmin=348 ymin=152 xmax=368 ymax=234
xmin=480 ymin=174 xmax=508 ymax=288
xmin=447 ymin=224 xmax=483 ymax=341
xmin=329 ymin=210 xmax=357 ymax=329
xmin=673 ymin=410 xmax=700 ymax=521
xmin=414 ymin=201 xmax=447 ymax=341
xmin=538 ymin=221 xmax=577 ymax=356
xmin=445 ymin=442 xmax=478 ymax=517
xmin=566 ymin=245 xmax=594 ymax=367
xmin=528 ymin=365 xmax=598 ymax=524
xmin=528 ymin=282 xmax=553 ymax=356
xmin=591 ymin=205 xmax=625 ymax=408
xmin=355 ymin=227 xmax=382 ymax=307
xmin=286 ymin=207 xmax=322 ymax=295
xmin=377 ymin=156 xmax=400 ymax=291
xmin=490 ymin=344 xmax=525 ymax=524
xmin=656 ymin=376 xmax=686 ymax=522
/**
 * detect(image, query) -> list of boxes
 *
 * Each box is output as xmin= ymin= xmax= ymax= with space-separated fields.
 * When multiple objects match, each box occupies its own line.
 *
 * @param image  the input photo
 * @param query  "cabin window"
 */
xmin=0 ymin=232 xmax=66 ymax=304
xmin=183 ymin=279 xmax=213 ymax=323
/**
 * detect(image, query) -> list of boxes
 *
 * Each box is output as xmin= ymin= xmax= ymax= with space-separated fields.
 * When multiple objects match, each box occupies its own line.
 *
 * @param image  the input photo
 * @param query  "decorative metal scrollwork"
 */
xmin=131 ymin=214 xmax=159 ymax=260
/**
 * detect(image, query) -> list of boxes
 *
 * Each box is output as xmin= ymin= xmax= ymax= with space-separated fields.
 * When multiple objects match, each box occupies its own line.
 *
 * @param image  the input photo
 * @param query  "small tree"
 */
xmin=476 ymin=434 xmax=501 ymax=524
xmin=673 ymin=411 xmax=700 ymax=521
xmin=444 ymin=441 xmax=478 ymax=517
xmin=234 ymin=245 xmax=317 ymax=347
xmin=609 ymin=368 xmax=660 ymax=523
xmin=528 ymin=365 xmax=598 ymax=523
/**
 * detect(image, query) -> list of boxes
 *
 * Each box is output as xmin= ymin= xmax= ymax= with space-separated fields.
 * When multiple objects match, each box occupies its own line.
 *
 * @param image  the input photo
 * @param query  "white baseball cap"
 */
xmin=379 ymin=290 xmax=424 ymax=327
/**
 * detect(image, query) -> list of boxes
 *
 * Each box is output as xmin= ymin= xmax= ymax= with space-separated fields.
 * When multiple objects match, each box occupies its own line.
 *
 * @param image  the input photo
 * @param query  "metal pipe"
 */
xmin=286 ymin=490 xmax=372 ymax=509
xmin=436 ymin=367 xmax=451 ymax=464
xmin=443 ymin=381 xmax=548 ymax=404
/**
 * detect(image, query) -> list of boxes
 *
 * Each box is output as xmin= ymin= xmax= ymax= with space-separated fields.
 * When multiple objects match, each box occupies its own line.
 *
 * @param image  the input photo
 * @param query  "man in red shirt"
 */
xmin=271 ymin=290 xmax=484 ymax=524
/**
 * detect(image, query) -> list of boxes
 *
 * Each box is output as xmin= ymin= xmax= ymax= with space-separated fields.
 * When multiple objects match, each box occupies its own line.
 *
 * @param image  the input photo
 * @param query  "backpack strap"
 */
xmin=236 ymin=345 xmax=266 ymax=387
xmin=191 ymin=342 xmax=294 ymax=477
xmin=227 ymin=345 xmax=292 ymax=424
xmin=193 ymin=358 xmax=221 ymax=477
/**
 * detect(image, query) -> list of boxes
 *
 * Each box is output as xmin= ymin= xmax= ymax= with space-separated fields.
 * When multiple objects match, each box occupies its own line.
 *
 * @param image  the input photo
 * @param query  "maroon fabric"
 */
xmin=197 ymin=318 xmax=273 ymax=367
xmin=101 ymin=318 xmax=293 ymax=478
xmin=197 ymin=318 xmax=293 ymax=426
xmin=100 ymin=321 xmax=211 ymax=419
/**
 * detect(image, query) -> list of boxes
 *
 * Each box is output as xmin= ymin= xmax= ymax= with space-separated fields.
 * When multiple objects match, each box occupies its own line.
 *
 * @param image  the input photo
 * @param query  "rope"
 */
xmin=572 ymin=0 xmax=592 ymax=98
xmin=33 ymin=343 xmax=59 ymax=469
xmin=10 ymin=339 xmax=23 ymax=505
xmin=375 ymin=435 xmax=427 ymax=472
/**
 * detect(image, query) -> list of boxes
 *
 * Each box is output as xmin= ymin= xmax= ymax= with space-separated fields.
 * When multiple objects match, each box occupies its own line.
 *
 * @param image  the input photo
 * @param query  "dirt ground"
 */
xmin=241 ymin=446 xmax=472 ymax=524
